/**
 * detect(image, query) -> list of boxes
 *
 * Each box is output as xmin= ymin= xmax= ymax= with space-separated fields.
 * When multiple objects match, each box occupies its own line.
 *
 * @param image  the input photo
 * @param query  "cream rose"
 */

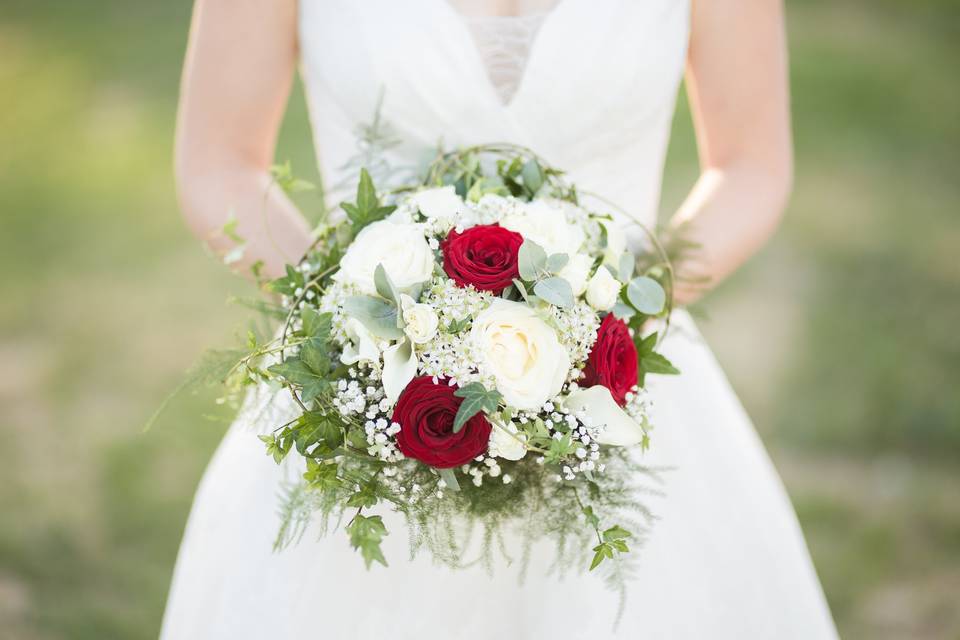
xmin=471 ymin=300 xmax=570 ymax=410
xmin=400 ymin=294 xmax=439 ymax=344
xmin=333 ymin=220 xmax=434 ymax=295
xmin=585 ymin=266 xmax=621 ymax=311
xmin=501 ymin=200 xmax=585 ymax=257
xmin=598 ymin=218 xmax=626 ymax=266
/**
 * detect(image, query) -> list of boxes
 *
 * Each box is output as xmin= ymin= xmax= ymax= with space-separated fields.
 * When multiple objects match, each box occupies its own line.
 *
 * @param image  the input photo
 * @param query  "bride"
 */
xmin=162 ymin=0 xmax=838 ymax=637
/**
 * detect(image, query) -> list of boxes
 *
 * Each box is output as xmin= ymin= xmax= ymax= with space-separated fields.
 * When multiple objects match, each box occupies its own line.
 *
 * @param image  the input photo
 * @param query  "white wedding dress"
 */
xmin=161 ymin=1 xmax=839 ymax=638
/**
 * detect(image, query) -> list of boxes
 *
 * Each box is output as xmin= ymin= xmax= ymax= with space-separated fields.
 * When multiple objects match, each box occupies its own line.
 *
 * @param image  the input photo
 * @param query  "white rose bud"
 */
xmin=400 ymin=294 xmax=439 ymax=344
xmin=585 ymin=266 xmax=621 ymax=311
xmin=599 ymin=218 xmax=626 ymax=267
xmin=558 ymin=253 xmax=594 ymax=296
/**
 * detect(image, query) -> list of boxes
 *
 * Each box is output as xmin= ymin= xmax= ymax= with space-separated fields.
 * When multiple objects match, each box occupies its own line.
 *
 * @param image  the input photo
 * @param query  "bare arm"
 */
xmin=175 ymin=0 xmax=312 ymax=279
xmin=668 ymin=0 xmax=793 ymax=304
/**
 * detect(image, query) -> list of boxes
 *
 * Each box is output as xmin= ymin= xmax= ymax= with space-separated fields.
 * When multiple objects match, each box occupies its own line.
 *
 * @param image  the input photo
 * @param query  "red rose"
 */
xmin=392 ymin=376 xmax=492 ymax=468
xmin=581 ymin=314 xmax=639 ymax=406
xmin=441 ymin=224 xmax=523 ymax=294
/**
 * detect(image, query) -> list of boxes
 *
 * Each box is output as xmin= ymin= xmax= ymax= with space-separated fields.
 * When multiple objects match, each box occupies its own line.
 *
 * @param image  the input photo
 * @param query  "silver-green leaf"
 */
xmin=343 ymin=295 xmax=404 ymax=339
xmin=518 ymin=240 xmax=547 ymax=281
xmin=626 ymin=276 xmax=666 ymax=315
xmin=534 ymin=276 xmax=574 ymax=308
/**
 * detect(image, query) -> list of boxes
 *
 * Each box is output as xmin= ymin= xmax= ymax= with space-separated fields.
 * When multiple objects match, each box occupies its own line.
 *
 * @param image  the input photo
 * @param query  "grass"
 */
xmin=1 ymin=0 xmax=957 ymax=638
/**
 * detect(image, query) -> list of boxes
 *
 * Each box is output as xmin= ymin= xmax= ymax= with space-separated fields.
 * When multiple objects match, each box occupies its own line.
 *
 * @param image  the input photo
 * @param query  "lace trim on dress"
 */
xmin=464 ymin=13 xmax=549 ymax=105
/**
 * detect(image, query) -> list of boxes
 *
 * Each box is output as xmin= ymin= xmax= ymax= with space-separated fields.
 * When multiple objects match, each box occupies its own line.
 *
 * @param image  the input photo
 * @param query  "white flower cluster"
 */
xmin=309 ymin=184 xmax=655 ymax=473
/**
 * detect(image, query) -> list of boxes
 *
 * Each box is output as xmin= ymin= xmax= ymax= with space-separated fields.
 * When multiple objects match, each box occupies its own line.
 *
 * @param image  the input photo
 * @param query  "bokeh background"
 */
xmin=2 ymin=1 xmax=958 ymax=638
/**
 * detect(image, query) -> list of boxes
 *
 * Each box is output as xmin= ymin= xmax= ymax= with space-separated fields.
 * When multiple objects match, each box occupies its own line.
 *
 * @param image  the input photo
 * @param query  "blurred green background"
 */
xmin=1 ymin=0 xmax=958 ymax=638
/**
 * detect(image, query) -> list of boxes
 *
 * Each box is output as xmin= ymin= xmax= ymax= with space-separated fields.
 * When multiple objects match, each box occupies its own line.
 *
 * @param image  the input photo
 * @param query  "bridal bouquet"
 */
xmin=211 ymin=146 xmax=678 ymax=594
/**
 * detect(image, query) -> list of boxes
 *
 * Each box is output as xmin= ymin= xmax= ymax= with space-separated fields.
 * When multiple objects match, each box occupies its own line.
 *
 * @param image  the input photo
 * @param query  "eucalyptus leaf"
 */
xmin=374 ymin=263 xmax=402 ymax=310
xmin=438 ymin=467 xmax=461 ymax=492
xmin=518 ymin=240 xmax=547 ymax=281
xmin=343 ymin=296 xmax=404 ymax=339
xmin=618 ymin=252 xmax=635 ymax=282
xmin=546 ymin=252 xmax=569 ymax=273
xmin=626 ymin=276 xmax=666 ymax=315
xmin=534 ymin=276 xmax=574 ymax=308
xmin=521 ymin=159 xmax=545 ymax=196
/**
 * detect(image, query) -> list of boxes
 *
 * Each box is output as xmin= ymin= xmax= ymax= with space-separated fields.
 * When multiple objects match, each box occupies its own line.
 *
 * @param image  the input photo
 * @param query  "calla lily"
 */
xmin=340 ymin=318 xmax=381 ymax=366
xmin=565 ymin=385 xmax=644 ymax=446
xmin=382 ymin=339 xmax=418 ymax=402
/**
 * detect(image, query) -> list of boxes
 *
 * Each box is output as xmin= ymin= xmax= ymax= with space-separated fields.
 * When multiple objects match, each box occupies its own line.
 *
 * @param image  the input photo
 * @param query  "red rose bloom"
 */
xmin=392 ymin=376 xmax=492 ymax=468
xmin=441 ymin=224 xmax=523 ymax=294
xmin=581 ymin=314 xmax=639 ymax=406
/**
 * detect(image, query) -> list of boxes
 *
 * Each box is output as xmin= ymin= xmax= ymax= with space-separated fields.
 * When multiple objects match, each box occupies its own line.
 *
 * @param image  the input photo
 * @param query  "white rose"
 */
xmin=558 ymin=253 xmax=594 ymax=296
xmin=501 ymin=200 xmax=585 ymax=257
xmin=585 ymin=266 xmax=621 ymax=311
xmin=488 ymin=416 xmax=527 ymax=461
xmin=471 ymin=299 xmax=570 ymax=410
xmin=400 ymin=294 xmax=439 ymax=344
xmin=412 ymin=186 xmax=465 ymax=219
xmin=333 ymin=220 xmax=434 ymax=295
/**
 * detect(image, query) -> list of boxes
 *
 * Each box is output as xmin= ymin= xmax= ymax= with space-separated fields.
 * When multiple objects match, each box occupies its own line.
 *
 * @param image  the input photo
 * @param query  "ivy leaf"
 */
xmin=534 ymin=276 xmax=574 ymax=308
xmin=626 ymin=276 xmax=666 ymax=315
xmin=346 ymin=514 xmax=389 ymax=569
xmin=270 ymin=160 xmax=316 ymax=193
xmin=452 ymin=382 xmax=502 ymax=433
xmin=641 ymin=353 xmax=680 ymax=375
xmin=294 ymin=411 xmax=343 ymax=455
xmin=518 ymin=240 xmax=547 ymax=281
xmin=340 ymin=168 xmax=396 ymax=232
xmin=301 ymin=307 xmax=333 ymax=341
xmin=258 ymin=434 xmax=286 ymax=464
xmin=267 ymin=357 xmax=328 ymax=403
xmin=602 ymin=525 xmax=632 ymax=542
xmin=581 ymin=505 xmax=600 ymax=529
xmin=343 ymin=295 xmax=404 ymax=339
xmin=303 ymin=459 xmax=341 ymax=491
xmin=267 ymin=263 xmax=305 ymax=297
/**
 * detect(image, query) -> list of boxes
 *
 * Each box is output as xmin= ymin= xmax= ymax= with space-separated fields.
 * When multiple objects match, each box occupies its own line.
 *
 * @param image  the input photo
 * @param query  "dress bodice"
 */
xmin=298 ymin=0 xmax=690 ymax=226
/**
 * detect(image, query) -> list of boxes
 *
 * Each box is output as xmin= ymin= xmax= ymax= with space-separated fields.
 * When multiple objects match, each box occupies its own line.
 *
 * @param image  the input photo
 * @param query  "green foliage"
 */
xmin=343 ymin=295 xmax=403 ymax=339
xmin=452 ymin=382 xmax=502 ymax=433
xmin=271 ymin=160 xmax=317 ymax=193
xmin=347 ymin=514 xmax=389 ymax=569
xmin=625 ymin=276 xmax=666 ymax=315
xmin=340 ymin=168 xmax=396 ymax=233
xmin=633 ymin=331 xmax=680 ymax=387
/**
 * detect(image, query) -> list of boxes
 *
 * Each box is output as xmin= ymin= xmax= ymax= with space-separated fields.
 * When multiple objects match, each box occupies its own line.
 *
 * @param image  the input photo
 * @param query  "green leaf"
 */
xmin=301 ymin=307 xmax=333 ymax=340
xmin=438 ymin=467 xmax=460 ymax=492
xmin=346 ymin=514 xmax=388 ymax=569
xmin=452 ymin=382 xmax=502 ymax=433
xmin=343 ymin=295 xmax=404 ymax=339
xmin=374 ymin=263 xmax=402 ymax=308
xmin=602 ymin=525 xmax=632 ymax=542
xmin=340 ymin=168 xmax=396 ymax=232
xmin=641 ymin=352 xmax=680 ymax=375
xmin=303 ymin=459 xmax=341 ymax=490
xmin=533 ymin=276 xmax=574 ymax=308
xmin=258 ymin=434 xmax=286 ymax=464
xmin=521 ymin=159 xmax=545 ymax=196
xmin=582 ymin=505 xmax=600 ymax=529
xmin=267 ymin=357 xmax=328 ymax=403
xmin=294 ymin=411 xmax=343 ymax=455
xmin=299 ymin=338 xmax=331 ymax=377
xmin=626 ymin=276 xmax=666 ymax=315
xmin=618 ymin=252 xmax=635 ymax=282
xmin=546 ymin=252 xmax=569 ymax=273
xmin=518 ymin=240 xmax=547 ymax=281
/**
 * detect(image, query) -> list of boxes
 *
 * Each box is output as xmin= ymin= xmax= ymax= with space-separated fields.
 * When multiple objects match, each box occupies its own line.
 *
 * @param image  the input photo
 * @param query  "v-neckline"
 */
xmin=436 ymin=0 xmax=571 ymax=112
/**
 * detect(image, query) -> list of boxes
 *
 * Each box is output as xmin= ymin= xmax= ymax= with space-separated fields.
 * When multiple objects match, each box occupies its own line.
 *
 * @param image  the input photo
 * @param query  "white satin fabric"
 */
xmin=161 ymin=1 xmax=839 ymax=637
